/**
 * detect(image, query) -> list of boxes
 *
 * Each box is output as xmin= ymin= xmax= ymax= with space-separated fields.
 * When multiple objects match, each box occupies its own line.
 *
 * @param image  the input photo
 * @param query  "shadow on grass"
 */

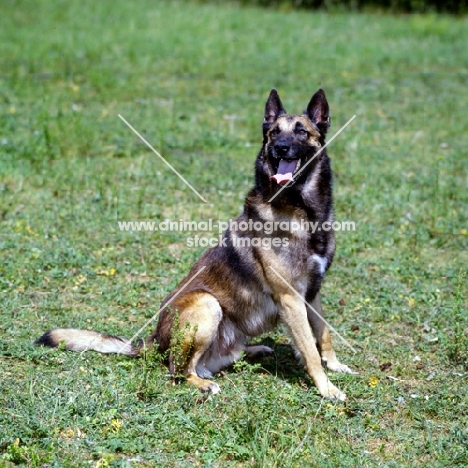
xmin=243 ymin=337 xmax=306 ymax=383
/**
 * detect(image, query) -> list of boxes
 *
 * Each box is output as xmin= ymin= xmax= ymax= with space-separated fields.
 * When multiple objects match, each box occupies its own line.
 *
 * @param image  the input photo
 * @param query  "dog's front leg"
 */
xmin=279 ymin=293 xmax=346 ymax=401
xmin=307 ymin=293 xmax=356 ymax=374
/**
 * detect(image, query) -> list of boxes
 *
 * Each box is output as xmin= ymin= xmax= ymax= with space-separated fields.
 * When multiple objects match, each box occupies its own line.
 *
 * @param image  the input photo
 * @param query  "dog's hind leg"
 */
xmin=171 ymin=292 xmax=223 ymax=394
xmin=307 ymin=293 xmax=357 ymax=374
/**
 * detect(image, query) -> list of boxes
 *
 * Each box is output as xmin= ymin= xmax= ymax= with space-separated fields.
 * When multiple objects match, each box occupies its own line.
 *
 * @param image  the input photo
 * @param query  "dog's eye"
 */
xmin=270 ymin=128 xmax=280 ymax=137
xmin=297 ymin=129 xmax=308 ymax=137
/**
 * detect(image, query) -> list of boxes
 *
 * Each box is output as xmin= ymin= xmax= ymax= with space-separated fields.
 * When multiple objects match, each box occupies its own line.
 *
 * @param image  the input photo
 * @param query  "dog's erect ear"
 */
xmin=263 ymin=89 xmax=286 ymax=136
xmin=304 ymin=89 xmax=330 ymax=134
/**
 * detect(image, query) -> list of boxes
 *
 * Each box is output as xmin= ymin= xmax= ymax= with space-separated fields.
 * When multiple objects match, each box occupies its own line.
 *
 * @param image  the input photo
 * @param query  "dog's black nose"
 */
xmin=274 ymin=144 xmax=290 ymax=157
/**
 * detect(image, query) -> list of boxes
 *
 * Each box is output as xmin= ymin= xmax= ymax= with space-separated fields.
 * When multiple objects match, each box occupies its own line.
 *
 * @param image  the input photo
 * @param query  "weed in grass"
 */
xmin=168 ymin=309 xmax=198 ymax=379
xmin=445 ymin=270 xmax=468 ymax=370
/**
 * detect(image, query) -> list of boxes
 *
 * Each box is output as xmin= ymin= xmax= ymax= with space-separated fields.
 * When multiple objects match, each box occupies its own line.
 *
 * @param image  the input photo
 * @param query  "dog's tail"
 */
xmin=35 ymin=328 xmax=141 ymax=357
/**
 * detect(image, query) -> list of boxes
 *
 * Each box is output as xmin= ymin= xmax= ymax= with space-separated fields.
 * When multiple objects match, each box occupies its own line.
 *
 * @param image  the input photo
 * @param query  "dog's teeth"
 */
xmin=294 ymin=159 xmax=301 ymax=173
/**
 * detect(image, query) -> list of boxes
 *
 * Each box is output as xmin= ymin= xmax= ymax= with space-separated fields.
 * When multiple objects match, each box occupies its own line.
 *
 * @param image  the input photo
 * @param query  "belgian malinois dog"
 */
xmin=36 ymin=89 xmax=355 ymax=400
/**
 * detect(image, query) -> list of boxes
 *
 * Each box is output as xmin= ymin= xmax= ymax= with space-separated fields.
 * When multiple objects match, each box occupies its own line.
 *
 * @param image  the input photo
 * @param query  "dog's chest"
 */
xmin=258 ymin=202 xmax=312 ymax=257
xmin=226 ymin=202 xmax=329 ymax=333
xmin=255 ymin=204 xmax=328 ymax=290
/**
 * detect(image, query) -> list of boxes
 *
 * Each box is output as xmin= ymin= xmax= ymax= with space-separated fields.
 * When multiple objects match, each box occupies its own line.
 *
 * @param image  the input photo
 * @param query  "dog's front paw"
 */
xmin=320 ymin=383 xmax=347 ymax=401
xmin=325 ymin=360 xmax=358 ymax=375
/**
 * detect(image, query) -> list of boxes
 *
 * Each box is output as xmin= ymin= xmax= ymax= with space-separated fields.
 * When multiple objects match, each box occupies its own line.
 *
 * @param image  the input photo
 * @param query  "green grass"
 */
xmin=1 ymin=1 xmax=467 ymax=466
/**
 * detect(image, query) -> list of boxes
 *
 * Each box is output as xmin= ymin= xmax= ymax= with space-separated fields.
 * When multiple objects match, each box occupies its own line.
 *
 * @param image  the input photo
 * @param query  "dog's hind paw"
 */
xmin=244 ymin=345 xmax=274 ymax=358
xmin=205 ymin=382 xmax=221 ymax=394
xmin=187 ymin=374 xmax=221 ymax=394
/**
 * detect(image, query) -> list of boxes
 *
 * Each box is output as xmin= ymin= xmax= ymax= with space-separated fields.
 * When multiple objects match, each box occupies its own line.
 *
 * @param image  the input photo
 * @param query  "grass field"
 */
xmin=1 ymin=0 xmax=467 ymax=466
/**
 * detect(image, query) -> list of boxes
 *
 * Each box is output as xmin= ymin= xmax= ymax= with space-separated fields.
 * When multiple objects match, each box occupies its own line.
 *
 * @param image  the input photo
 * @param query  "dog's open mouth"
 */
xmin=270 ymin=159 xmax=301 ymax=185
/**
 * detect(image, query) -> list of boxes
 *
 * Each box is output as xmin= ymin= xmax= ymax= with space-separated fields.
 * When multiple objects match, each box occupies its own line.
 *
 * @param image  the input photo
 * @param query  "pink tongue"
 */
xmin=270 ymin=159 xmax=297 ymax=185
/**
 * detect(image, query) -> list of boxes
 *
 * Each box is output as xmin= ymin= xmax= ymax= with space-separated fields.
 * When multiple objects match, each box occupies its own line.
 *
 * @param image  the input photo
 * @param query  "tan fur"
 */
xmin=274 ymin=115 xmax=321 ymax=144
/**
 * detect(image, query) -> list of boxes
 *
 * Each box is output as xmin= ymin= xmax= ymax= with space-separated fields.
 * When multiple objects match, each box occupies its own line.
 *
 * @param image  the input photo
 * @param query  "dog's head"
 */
xmin=262 ymin=89 xmax=330 ymax=186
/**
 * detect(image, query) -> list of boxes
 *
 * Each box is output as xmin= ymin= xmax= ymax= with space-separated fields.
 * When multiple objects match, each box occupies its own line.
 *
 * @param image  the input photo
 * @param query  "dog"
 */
xmin=36 ymin=89 xmax=355 ymax=400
